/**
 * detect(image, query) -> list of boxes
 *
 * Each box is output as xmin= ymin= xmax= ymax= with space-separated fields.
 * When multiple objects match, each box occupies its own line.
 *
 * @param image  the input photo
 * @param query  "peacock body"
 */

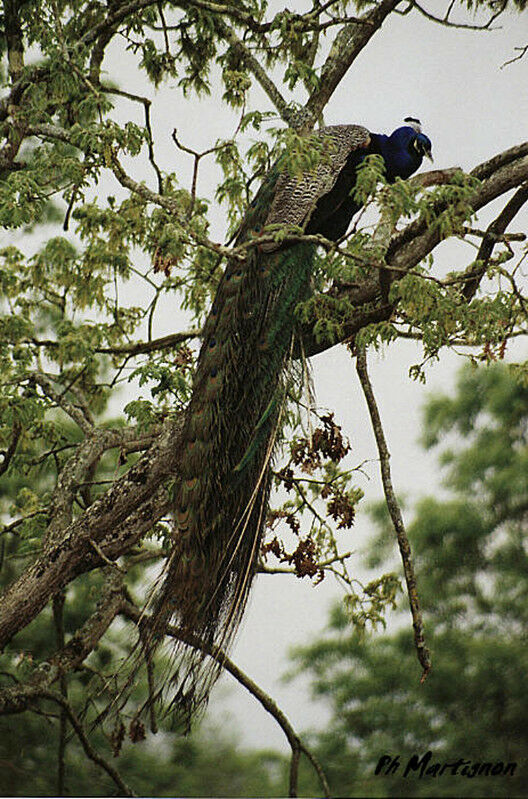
xmin=148 ymin=119 xmax=432 ymax=725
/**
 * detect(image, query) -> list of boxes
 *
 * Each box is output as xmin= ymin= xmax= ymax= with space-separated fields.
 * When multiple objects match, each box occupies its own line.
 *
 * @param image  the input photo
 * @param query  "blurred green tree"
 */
xmin=292 ymin=364 xmax=528 ymax=797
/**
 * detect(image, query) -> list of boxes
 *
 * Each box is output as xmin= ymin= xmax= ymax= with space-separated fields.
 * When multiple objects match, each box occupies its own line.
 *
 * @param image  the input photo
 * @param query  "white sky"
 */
xmin=7 ymin=0 xmax=528 ymax=755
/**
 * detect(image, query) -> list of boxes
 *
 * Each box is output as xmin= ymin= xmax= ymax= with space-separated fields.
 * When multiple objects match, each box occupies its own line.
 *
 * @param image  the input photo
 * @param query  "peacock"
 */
xmin=144 ymin=117 xmax=433 ymax=726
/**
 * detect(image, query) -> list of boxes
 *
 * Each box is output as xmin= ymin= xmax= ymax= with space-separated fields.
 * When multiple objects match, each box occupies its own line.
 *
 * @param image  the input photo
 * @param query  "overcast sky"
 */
xmin=8 ymin=0 xmax=528 ymax=753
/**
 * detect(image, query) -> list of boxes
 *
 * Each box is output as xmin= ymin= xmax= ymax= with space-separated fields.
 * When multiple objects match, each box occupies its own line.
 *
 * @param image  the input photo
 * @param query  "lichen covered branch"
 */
xmin=356 ymin=348 xmax=431 ymax=681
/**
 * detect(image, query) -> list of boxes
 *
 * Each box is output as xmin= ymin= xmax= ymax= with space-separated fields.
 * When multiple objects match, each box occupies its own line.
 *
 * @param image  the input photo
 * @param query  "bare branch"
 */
xmin=411 ymin=0 xmax=505 ymax=30
xmin=462 ymin=182 xmax=528 ymax=301
xmin=101 ymin=85 xmax=164 ymax=194
xmin=471 ymin=141 xmax=528 ymax=182
xmin=502 ymin=43 xmax=528 ymax=68
xmin=121 ymin=600 xmax=331 ymax=798
xmin=303 ymin=0 xmax=400 ymax=128
xmin=45 ymin=691 xmax=137 ymax=797
xmin=408 ymin=166 xmax=464 ymax=188
xmin=356 ymin=348 xmax=431 ymax=681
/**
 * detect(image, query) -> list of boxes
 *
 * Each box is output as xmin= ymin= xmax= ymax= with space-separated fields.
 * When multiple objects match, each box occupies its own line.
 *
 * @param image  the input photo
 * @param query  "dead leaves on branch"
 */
xmin=263 ymin=413 xmax=360 ymax=583
xmin=290 ymin=412 xmax=350 ymax=471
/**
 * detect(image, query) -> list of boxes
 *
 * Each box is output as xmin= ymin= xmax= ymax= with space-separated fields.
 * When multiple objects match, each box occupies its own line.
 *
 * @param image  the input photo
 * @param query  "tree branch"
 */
xmin=356 ymin=348 xmax=431 ymax=680
xmin=0 ymin=571 xmax=123 ymax=714
xmin=52 ymin=591 xmax=68 ymax=797
xmin=0 ymin=421 xmax=179 ymax=649
xmin=120 ymin=600 xmax=330 ymax=798
xmin=28 ymin=329 xmax=201 ymax=356
xmin=387 ymin=150 xmax=528 ymax=276
xmin=462 ymin=182 xmax=528 ymax=300
xmin=31 ymin=373 xmax=94 ymax=435
xmin=0 ymin=420 xmax=21 ymax=477
xmin=214 ymin=20 xmax=292 ymax=123
xmin=45 ymin=691 xmax=137 ymax=797
xmin=410 ymin=0 xmax=505 ymax=30
xmin=303 ymin=0 xmax=401 ymax=128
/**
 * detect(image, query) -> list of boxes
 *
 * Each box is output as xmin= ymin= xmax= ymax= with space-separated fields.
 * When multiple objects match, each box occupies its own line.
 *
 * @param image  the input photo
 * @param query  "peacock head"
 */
xmin=402 ymin=116 xmax=433 ymax=163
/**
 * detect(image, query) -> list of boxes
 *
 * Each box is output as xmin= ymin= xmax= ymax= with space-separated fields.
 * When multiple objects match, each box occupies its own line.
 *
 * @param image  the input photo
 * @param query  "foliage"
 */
xmin=291 ymin=364 xmax=528 ymax=797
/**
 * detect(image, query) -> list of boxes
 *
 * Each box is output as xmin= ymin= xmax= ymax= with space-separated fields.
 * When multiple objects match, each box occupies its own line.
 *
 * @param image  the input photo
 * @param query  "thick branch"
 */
xmin=304 ymin=0 xmax=400 ymax=127
xmin=387 ymin=150 xmax=528 ymax=276
xmin=45 ymin=426 xmax=144 ymax=547
xmin=82 ymin=0 xmax=160 ymax=44
xmin=0 ymin=421 xmax=179 ymax=649
xmin=0 ymin=571 xmax=123 ymax=714
xmin=0 ymin=0 xmax=27 ymax=170
xmin=3 ymin=0 xmax=24 ymax=81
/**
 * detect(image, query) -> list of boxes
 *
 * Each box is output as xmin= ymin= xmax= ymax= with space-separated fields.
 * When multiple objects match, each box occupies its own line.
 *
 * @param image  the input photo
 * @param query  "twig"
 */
xmin=89 ymin=539 xmax=126 ymax=573
xmin=171 ymin=129 xmax=235 ymax=218
xmin=502 ymin=43 xmax=528 ymax=68
xmin=109 ymin=150 xmax=244 ymax=260
xmin=100 ymin=85 xmax=163 ymax=193
xmin=31 ymin=373 xmax=93 ymax=435
xmin=44 ymin=691 xmax=137 ymax=797
xmin=259 ymin=550 xmax=353 ymax=574
xmin=411 ymin=0 xmax=504 ymax=30
xmin=461 ymin=225 xmax=525 ymax=242
xmin=355 ymin=348 xmax=431 ymax=682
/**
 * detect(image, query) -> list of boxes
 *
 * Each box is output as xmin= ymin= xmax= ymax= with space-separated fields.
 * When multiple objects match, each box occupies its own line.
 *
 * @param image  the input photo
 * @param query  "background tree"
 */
xmin=0 ymin=0 xmax=527 ymax=795
xmin=291 ymin=363 xmax=528 ymax=797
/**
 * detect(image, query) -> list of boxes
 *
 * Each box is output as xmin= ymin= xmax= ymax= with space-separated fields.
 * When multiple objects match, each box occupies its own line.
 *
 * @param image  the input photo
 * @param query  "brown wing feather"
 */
xmin=262 ymin=124 xmax=371 ymax=248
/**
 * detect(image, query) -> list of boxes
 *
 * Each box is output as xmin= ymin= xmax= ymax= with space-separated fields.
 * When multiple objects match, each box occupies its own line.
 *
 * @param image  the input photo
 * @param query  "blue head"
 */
xmin=377 ymin=117 xmax=433 ymax=182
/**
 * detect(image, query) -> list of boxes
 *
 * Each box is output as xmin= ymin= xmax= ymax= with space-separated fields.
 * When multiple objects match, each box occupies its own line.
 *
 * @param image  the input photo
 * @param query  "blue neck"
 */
xmin=371 ymin=128 xmax=423 ymax=182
